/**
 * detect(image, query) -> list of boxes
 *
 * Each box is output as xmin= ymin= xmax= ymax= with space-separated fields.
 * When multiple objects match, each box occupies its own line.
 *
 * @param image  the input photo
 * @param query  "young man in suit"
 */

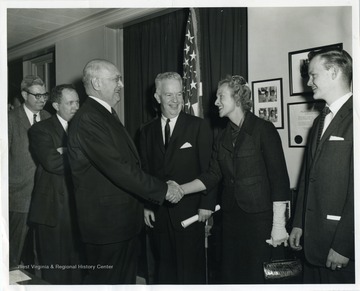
xmin=289 ymin=48 xmax=354 ymax=283
xmin=28 ymin=84 xmax=83 ymax=284
xmin=67 ymin=59 xmax=183 ymax=284
xmin=8 ymin=75 xmax=51 ymax=268
xmin=140 ymin=72 xmax=217 ymax=283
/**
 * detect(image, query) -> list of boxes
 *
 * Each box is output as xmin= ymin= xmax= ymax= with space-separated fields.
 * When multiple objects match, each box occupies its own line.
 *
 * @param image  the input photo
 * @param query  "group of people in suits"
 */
xmin=8 ymin=46 xmax=354 ymax=285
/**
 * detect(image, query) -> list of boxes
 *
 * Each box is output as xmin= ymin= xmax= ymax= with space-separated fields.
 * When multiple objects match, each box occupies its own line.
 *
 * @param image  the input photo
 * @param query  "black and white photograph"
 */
xmin=1 ymin=1 xmax=359 ymax=291
xmin=252 ymin=78 xmax=284 ymax=128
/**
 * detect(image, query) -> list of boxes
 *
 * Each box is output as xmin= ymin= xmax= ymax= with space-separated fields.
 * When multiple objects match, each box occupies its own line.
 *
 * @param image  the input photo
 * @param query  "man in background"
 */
xmin=67 ymin=59 xmax=183 ymax=284
xmin=8 ymin=75 xmax=51 ymax=268
xmin=28 ymin=84 xmax=83 ymax=284
xmin=289 ymin=48 xmax=354 ymax=283
xmin=140 ymin=72 xmax=216 ymax=283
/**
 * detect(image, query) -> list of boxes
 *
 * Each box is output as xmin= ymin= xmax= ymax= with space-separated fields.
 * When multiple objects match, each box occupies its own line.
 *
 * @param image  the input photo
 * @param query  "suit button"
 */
xmin=309 ymin=178 xmax=315 ymax=182
xmin=230 ymin=179 xmax=234 ymax=183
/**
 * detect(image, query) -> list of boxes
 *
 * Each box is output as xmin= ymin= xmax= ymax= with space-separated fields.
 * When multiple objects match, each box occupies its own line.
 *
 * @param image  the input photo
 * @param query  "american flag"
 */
xmin=183 ymin=8 xmax=203 ymax=118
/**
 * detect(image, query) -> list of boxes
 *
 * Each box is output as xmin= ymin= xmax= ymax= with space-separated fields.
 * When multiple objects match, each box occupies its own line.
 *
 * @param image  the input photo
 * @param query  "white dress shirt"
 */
xmin=161 ymin=114 xmax=179 ymax=145
xmin=322 ymin=92 xmax=352 ymax=137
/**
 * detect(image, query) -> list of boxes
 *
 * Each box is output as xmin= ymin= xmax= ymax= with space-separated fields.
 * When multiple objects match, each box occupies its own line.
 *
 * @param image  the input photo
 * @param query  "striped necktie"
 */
xmin=33 ymin=113 xmax=38 ymax=125
xmin=317 ymin=106 xmax=331 ymax=147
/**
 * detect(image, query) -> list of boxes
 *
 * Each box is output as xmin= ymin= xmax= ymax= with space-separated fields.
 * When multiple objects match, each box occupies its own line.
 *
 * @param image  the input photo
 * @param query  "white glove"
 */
xmin=266 ymin=201 xmax=289 ymax=247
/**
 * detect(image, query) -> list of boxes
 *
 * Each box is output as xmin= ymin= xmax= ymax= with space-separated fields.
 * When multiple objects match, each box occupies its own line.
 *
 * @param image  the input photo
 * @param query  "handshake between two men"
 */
xmin=165 ymin=180 xmax=184 ymax=203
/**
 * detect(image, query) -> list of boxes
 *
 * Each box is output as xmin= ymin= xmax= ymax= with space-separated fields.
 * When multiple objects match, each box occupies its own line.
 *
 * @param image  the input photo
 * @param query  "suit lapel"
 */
xmin=319 ymin=96 xmax=352 ymax=147
xmin=18 ymin=105 xmax=31 ymax=129
xmin=87 ymin=98 xmax=141 ymax=161
xmin=221 ymin=123 xmax=234 ymax=153
xmin=233 ymin=112 xmax=256 ymax=151
xmin=168 ymin=111 xmax=186 ymax=150
xmin=51 ymin=115 xmax=68 ymax=146
xmin=154 ymin=117 xmax=165 ymax=154
xmin=312 ymin=96 xmax=352 ymax=162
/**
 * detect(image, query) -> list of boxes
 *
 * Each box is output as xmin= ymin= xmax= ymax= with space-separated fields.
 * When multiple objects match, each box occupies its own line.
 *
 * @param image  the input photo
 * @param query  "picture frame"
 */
xmin=288 ymin=43 xmax=343 ymax=96
xmin=252 ymin=78 xmax=284 ymax=129
xmin=287 ymin=100 xmax=325 ymax=147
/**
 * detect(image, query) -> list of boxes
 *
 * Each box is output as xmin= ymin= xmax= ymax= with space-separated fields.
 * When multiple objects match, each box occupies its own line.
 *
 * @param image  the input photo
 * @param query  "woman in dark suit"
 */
xmin=180 ymin=75 xmax=290 ymax=283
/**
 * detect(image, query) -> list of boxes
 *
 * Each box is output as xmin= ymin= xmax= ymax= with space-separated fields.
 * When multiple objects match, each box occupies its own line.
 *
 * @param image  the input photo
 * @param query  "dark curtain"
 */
xmin=124 ymin=8 xmax=248 ymax=139
xmin=199 ymin=8 xmax=248 ymax=128
xmin=124 ymin=9 xmax=188 ymax=141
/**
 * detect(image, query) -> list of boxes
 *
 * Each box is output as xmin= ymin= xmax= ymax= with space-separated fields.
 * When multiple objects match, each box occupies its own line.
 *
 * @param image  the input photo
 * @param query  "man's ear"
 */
xmin=91 ymin=77 xmax=101 ymax=90
xmin=330 ymin=66 xmax=339 ymax=80
xmin=52 ymin=102 xmax=59 ymax=112
xmin=154 ymin=93 xmax=161 ymax=104
xmin=21 ymin=90 xmax=28 ymax=102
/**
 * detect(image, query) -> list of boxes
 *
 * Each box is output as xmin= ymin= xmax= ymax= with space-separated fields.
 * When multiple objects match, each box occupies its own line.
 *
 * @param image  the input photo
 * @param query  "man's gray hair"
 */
xmin=155 ymin=72 xmax=182 ymax=93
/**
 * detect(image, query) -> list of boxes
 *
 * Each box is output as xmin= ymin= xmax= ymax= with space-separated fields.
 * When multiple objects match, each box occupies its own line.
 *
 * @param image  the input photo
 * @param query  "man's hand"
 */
xmin=326 ymin=248 xmax=349 ymax=270
xmin=198 ymin=209 xmax=212 ymax=222
xmin=289 ymin=227 xmax=303 ymax=251
xmin=165 ymin=180 xmax=184 ymax=203
xmin=144 ymin=208 xmax=155 ymax=228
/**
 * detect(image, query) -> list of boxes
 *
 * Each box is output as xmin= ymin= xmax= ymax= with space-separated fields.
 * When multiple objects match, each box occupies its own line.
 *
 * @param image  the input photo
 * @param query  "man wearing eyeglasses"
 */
xmin=67 ymin=59 xmax=183 ymax=284
xmin=8 ymin=75 xmax=51 ymax=269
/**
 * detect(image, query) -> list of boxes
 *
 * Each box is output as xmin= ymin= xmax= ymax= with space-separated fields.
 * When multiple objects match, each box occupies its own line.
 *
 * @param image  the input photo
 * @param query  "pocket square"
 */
xmin=180 ymin=142 xmax=192 ymax=149
xmin=327 ymin=215 xmax=341 ymax=221
xmin=329 ymin=136 xmax=344 ymax=141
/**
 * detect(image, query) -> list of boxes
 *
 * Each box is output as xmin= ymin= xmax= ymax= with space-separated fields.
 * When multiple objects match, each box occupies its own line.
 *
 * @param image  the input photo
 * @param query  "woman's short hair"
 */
xmin=218 ymin=75 xmax=252 ymax=111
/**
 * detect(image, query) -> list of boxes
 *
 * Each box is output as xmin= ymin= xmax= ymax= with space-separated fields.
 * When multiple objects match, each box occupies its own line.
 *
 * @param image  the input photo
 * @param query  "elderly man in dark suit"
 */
xmin=8 ymin=75 xmax=51 ymax=268
xmin=139 ymin=72 xmax=216 ymax=284
xmin=28 ymin=84 xmax=82 ymax=284
xmin=67 ymin=59 xmax=183 ymax=284
xmin=289 ymin=48 xmax=354 ymax=283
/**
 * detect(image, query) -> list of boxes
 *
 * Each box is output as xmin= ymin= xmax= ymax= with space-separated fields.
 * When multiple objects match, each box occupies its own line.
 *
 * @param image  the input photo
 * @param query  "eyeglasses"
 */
xmin=102 ymin=75 xmax=122 ymax=83
xmin=24 ymin=90 xmax=49 ymax=101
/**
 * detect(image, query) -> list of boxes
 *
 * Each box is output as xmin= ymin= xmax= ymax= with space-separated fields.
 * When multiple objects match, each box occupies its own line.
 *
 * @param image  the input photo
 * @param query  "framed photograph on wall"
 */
xmin=287 ymin=100 xmax=325 ymax=147
xmin=288 ymin=43 xmax=343 ymax=96
xmin=252 ymin=78 xmax=283 ymax=129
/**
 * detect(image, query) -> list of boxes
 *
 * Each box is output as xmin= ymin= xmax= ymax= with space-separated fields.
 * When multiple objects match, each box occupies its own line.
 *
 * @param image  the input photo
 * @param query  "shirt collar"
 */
xmin=23 ymin=104 xmax=39 ymax=125
xmin=161 ymin=113 xmax=179 ymax=125
xmin=56 ymin=114 xmax=68 ymax=132
xmin=89 ymin=96 xmax=112 ymax=113
xmin=328 ymin=92 xmax=352 ymax=116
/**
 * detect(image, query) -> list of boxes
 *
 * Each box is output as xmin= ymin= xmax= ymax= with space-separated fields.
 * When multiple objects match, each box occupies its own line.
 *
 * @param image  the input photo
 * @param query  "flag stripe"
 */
xmin=182 ymin=8 xmax=203 ymax=118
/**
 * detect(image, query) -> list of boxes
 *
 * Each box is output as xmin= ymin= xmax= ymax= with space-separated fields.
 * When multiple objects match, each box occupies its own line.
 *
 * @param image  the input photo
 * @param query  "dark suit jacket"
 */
xmin=199 ymin=111 xmax=290 ymax=213
xmin=28 ymin=115 xmax=72 ymax=227
xmin=8 ymin=105 xmax=51 ymax=213
xmin=139 ymin=111 xmax=217 ymax=232
xmin=67 ymin=97 xmax=167 ymax=244
xmin=293 ymin=97 xmax=353 ymax=266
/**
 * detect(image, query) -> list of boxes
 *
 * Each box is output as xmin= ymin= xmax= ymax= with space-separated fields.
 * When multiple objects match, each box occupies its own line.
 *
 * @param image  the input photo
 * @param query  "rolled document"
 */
xmin=181 ymin=205 xmax=221 ymax=228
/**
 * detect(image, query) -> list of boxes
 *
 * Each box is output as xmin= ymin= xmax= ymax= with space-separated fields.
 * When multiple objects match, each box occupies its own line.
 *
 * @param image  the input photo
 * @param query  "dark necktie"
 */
xmin=111 ymin=108 xmax=121 ymax=123
xmin=231 ymin=125 xmax=240 ymax=147
xmin=317 ymin=106 xmax=331 ymax=147
xmin=164 ymin=118 xmax=171 ymax=149
xmin=33 ymin=113 xmax=38 ymax=124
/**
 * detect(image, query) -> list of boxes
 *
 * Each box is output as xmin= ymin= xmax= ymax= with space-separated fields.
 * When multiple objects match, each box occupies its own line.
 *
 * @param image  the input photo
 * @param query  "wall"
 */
xmin=248 ymin=6 xmax=352 ymax=188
